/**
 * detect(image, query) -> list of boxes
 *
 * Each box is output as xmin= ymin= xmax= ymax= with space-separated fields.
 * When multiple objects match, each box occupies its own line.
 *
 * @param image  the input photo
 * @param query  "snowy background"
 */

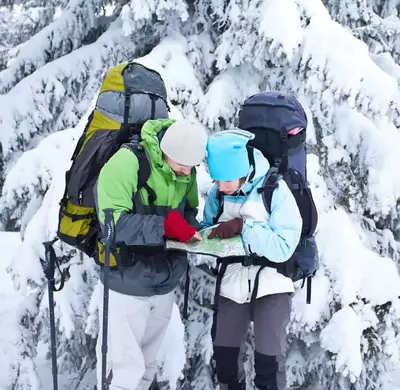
xmin=1 ymin=0 xmax=400 ymax=389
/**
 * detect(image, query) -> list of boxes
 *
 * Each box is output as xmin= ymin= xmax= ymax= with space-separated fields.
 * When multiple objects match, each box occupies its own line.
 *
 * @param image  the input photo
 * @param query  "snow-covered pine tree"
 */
xmin=0 ymin=0 xmax=112 ymax=94
xmin=1 ymin=0 xmax=400 ymax=389
xmin=0 ymin=0 xmax=70 ymax=73
xmin=324 ymin=0 xmax=400 ymax=104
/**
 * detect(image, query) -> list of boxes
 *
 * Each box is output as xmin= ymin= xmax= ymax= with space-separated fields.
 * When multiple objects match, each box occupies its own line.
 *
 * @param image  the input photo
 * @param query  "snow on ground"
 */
xmin=0 ymin=232 xmax=23 ymax=387
xmin=0 ymin=232 xmax=20 ymax=291
xmin=383 ymin=369 xmax=400 ymax=390
xmin=0 ymin=231 xmax=97 ymax=389
xmin=0 ymin=225 xmax=399 ymax=390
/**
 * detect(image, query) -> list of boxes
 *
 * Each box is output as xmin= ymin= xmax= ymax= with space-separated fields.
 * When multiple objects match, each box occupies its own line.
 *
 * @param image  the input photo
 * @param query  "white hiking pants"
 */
xmin=96 ymin=289 xmax=175 ymax=390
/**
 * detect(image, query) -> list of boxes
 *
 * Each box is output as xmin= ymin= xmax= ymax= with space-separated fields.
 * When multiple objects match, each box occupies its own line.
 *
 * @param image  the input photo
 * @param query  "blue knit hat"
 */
xmin=207 ymin=130 xmax=254 ymax=181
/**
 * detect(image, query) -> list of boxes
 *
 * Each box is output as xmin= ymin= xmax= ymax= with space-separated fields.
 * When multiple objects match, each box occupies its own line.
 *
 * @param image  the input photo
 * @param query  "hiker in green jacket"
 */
xmin=94 ymin=118 xmax=208 ymax=390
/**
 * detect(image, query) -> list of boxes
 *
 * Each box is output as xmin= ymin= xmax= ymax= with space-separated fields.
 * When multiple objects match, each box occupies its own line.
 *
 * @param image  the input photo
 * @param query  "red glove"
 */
xmin=164 ymin=210 xmax=196 ymax=242
xmin=208 ymin=218 xmax=243 ymax=239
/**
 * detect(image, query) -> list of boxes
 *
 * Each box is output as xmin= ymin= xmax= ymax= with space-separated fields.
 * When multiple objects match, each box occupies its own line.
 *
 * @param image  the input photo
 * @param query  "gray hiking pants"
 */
xmin=213 ymin=293 xmax=292 ymax=390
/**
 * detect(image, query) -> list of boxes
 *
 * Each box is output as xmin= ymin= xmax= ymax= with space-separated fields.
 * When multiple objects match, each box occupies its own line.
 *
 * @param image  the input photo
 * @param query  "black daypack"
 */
xmin=238 ymin=91 xmax=319 ymax=303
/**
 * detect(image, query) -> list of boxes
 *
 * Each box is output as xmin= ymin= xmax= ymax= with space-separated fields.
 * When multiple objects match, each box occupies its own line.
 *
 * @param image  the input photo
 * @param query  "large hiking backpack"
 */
xmin=55 ymin=61 xmax=168 ymax=266
xmin=238 ymin=91 xmax=319 ymax=303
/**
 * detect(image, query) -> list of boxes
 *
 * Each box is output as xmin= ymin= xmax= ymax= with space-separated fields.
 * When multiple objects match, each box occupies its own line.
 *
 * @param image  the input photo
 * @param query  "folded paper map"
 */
xmin=165 ymin=225 xmax=246 ymax=258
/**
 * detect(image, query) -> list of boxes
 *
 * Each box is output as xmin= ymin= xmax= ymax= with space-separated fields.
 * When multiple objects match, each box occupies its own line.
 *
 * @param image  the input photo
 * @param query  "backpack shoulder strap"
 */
xmin=213 ymin=189 xmax=224 ymax=225
xmin=122 ymin=143 xmax=156 ymax=205
xmin=246 ymin=145 xmax=256 ymax=182
xmin=258 ymin=167 xmax=281 ymax=214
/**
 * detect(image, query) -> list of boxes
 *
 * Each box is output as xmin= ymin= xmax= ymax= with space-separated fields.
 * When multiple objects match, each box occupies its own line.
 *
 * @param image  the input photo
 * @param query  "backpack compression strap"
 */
xmin=278 ymin=131 xmax=289 ymax=173
xmin=115 ymin=88 xmax=134 ymax=146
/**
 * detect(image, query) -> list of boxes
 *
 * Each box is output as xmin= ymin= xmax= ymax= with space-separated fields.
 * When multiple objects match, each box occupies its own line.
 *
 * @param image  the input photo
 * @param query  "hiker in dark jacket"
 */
xmin=202 ymin=130 xmax=302 ymax=390
xmin=94 ymin=118 xmax=207 ymax=390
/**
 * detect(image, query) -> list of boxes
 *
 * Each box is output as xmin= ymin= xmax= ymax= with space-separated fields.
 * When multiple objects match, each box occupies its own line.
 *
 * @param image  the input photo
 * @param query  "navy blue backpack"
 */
xmin=238 ymin=91 xmax=319 ymax=303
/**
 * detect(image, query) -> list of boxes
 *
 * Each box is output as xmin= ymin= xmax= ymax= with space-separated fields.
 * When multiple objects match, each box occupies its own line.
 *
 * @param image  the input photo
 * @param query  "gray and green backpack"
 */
xmin=55 ymin=61 xmax=169 ymax=266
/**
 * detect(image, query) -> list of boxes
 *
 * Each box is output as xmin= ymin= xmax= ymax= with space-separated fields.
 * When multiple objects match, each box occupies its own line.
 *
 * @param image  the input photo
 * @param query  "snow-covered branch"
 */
xmin=0 ymin=0 xmax=110 ymax=93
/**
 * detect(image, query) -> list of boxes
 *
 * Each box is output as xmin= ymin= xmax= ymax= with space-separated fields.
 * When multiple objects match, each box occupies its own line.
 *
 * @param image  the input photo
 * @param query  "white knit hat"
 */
xmin=160 ymin=119 xmax=208 ymax=166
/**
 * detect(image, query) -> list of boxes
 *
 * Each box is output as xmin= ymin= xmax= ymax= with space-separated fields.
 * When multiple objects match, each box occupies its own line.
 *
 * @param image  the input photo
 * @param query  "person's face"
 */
xmin=216 ymin=179 xmax=242 ymax=195
xmin=166 ymin=156 xmax=193 ymax=176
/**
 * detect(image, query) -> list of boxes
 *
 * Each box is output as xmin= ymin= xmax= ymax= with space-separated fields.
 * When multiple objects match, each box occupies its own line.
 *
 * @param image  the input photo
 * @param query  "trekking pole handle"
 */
xmin=103 ymin=209 xmax=116 ymax=246
xmin=41 ymin=240 xmax=58 ymax=282
xmin=41 ymin=241 xmax=68 ymax=292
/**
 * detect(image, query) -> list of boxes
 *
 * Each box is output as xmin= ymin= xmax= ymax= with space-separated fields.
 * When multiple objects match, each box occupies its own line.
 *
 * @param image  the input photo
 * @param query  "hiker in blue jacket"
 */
xmin=202 ymin=129 xmax=302 ymax=390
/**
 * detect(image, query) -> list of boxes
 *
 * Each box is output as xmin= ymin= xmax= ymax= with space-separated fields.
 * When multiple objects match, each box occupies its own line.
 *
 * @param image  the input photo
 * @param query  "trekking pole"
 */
xmin=41 ymin=239 xmax=68 ymax=390
xmin=101 ymin=209 xmax=116 ymax=390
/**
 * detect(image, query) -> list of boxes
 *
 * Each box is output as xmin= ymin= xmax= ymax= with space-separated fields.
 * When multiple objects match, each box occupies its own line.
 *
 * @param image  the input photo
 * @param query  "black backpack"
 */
xmin=238 ymin=91 xmax=319 ymax=303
